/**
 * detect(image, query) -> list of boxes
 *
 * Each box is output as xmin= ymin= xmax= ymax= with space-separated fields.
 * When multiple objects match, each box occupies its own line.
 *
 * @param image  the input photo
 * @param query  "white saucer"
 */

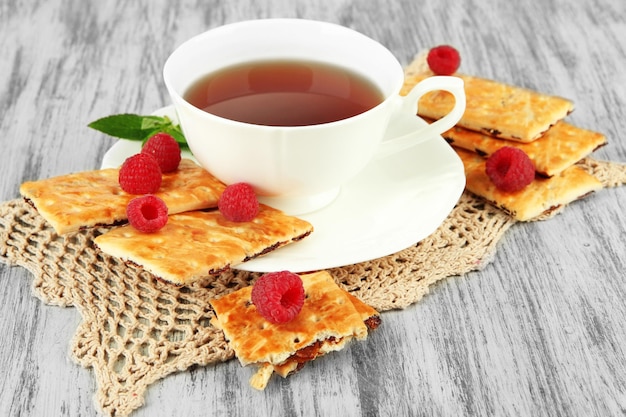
xmin=101 ymin=106 xmax=465 ymax=273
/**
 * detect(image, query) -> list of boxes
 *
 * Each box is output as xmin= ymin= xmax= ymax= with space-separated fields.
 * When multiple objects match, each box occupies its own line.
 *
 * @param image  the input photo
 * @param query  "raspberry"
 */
xmin=218 ymin=182 xmax=259 ymax=222
xmin=119 ymin=153 xmax=162 ymax=194
xmin=126 ymin=195 xmax=169 ymax=233
xmin=485 ymin=147 xmax=535 ymax=192
xmin=141 ymin=132 xmax=181 ymax=173
xmin=427 ymin=45 xmax=461 ymax=75
xmin=251 ymin=271 xmax=305 ymax=324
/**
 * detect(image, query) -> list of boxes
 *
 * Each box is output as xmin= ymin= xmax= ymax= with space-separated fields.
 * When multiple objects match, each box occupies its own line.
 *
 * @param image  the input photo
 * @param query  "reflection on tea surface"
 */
xmin=184 ymin=60 xmax=383 ymax=126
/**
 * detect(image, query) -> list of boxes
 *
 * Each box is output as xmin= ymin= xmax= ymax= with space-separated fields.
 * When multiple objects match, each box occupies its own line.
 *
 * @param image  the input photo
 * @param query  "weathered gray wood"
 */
xmin=1 ymin=0 xmax=625 ymax=416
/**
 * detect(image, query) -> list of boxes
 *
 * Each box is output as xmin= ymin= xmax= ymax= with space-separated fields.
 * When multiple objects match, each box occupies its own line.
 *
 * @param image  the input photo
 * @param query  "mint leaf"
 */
xmin=88 ymin=114 xmax=153 ymax=140
xmin=162 ymin=125 xmax=189 ymax=149
xmin=88 ymin=113 xmax=189 ymax=149
xmin=140 ymin=115 xmax=167 ymax=131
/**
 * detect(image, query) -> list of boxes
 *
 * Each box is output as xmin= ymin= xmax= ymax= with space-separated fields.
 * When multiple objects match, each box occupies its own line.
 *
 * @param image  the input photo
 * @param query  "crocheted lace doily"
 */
xmin=1 ymin=157 xmax=624 ymax=416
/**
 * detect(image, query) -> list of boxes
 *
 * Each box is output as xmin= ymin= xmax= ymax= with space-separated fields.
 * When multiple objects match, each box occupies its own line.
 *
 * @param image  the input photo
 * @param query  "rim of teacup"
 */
xmin=162 ymin=18 xmax=406 ymax=131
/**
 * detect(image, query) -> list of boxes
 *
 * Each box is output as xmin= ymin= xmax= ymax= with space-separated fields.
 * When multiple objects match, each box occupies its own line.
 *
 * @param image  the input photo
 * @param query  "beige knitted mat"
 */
xmin=0 ymin=157 xmax=624 ymax=416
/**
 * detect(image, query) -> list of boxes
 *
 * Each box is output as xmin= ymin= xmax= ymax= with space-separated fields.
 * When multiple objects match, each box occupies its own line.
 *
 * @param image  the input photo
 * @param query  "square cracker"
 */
xmin=94 ymin=204 xmax=313 ymax=285
xmin=20 ymin=159 xmax=226 ymax=234
xmin=455 ymin=148 xmax=602 ymax=221
xmin=440 ymin=120 xmax=607 ymax=177
xmin=401 ymin=72 xmax=574 ymax=143
xmin=210 ymin=270 xmax=380 ymax=390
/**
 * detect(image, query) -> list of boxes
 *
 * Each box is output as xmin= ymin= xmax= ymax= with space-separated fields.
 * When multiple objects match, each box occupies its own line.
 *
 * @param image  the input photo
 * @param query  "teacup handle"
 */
xmin=376 ymin=76 xmax=465 ymax=159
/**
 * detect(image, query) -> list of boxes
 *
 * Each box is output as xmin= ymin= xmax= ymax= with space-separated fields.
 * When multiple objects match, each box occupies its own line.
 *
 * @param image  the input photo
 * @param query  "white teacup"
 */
xmin=163 ymin=19 xmax=465 ymax=214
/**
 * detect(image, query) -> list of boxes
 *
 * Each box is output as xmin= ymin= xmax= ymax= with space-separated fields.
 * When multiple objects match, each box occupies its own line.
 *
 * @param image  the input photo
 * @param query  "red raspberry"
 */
xmin=126 ymin=195 xmax=169 ymax=233
xmin=251 ymin=271 xmax=305 ymax=324
xmin=218 ymin=182 xmax=259 ymax=222
xmin=485 ymin=147 xmax=535 ymax=192
xmin=141 ymin=132 xmax=181 ymax=173
xmin=427 ymin=45 xmax=461 ymax=75
xmin=119 ymin=153 xmax=162 ymax=194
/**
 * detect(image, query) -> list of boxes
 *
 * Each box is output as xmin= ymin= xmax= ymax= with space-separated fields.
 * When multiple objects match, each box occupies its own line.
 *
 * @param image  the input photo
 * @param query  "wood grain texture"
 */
xmin=1 ymin=0 xmax=625 ymax=416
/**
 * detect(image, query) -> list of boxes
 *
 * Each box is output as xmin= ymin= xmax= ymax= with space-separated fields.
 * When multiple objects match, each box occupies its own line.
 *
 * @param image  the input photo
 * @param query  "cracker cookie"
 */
xmin=402 ymin=73 xmax=574 ymax=142
xmin=455 ymin=148 xmax=602 ymax=221
xmin=210 ymin=270 xmax=380 ymax=390
xmin=20 ymin=159 xmax=225 ymax=234
xmin=94 ymin=204 xmax=313 ymax=285
xmin=441 ymin=120 xmax=606 ymax=176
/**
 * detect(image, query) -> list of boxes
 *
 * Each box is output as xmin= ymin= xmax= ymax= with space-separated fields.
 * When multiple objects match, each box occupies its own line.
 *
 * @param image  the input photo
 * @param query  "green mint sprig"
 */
xmin=88 ymin=113 xmax=189 ymax=150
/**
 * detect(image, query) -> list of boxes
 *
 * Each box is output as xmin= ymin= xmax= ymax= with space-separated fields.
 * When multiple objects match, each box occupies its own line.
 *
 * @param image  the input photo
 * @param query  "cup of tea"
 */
xmin=163 ymin=18 xmax=465 ymax=214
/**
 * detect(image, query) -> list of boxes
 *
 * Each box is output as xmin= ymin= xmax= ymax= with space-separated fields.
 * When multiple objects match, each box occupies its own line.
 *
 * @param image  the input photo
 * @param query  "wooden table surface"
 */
xmin=1 ymin=1 xmax=625 ymax=416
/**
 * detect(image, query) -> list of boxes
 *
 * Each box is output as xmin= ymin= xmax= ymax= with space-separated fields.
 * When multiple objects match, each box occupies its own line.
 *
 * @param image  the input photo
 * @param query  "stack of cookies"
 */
xmin=402 ymin=60 xmax=606 ymax=221
xmin=19 ymin=160 xmax=314 ymax=285
xmin=211 ymin=270 xmax=381 ymax=390
xmin=19 ymin=154 xmax=380 ymax=391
